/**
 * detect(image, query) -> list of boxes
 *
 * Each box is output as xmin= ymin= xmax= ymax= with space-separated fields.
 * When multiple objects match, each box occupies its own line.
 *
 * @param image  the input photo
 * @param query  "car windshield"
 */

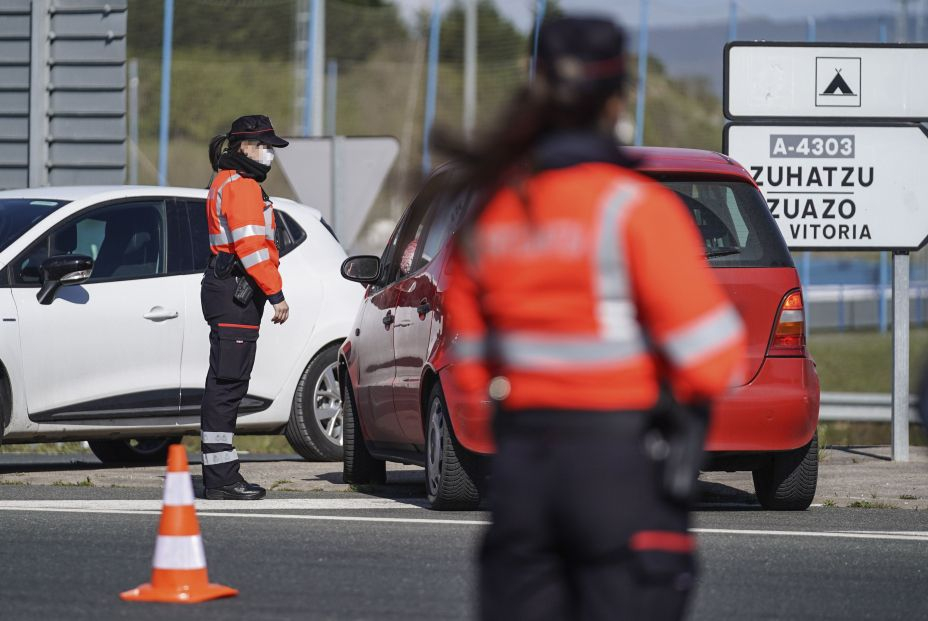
xmin=651 ymin=176 xmax=793 ymax=269
xmin=0 ymin=199 xmax=69 ymax=253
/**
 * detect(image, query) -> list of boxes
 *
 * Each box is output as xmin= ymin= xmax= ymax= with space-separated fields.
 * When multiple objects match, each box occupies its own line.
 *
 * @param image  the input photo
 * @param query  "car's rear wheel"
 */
xmin=752 ymin=432 xmax=818 ymax=511
xmin=342 ymin=376 xmax=386 ymax=485
xmin=425 ymin=383 xmax=481 ymax=511
xmin=88 ymin=437 xmax=181 ymax=465
xmin=285 ymin=344 xmax=344 ymax=461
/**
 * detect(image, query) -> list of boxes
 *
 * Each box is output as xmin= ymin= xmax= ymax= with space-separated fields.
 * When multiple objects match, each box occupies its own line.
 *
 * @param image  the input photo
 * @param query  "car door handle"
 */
xmin=416 ymin=300 xmax=431 ymax=315
xmin=143 ymin=306 xmax=179 ymax=321
xmin=382 ymin=311 xmax=395 ymax=326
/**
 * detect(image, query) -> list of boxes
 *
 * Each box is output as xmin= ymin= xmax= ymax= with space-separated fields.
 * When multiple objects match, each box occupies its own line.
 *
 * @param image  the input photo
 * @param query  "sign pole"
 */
xmin=892 ymin=250 xmax=910 ymax=461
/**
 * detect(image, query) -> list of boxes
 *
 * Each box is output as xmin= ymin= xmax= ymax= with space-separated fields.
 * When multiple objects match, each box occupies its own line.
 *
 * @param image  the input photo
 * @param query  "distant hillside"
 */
xmin=637 ymin=13 xmax=904 ymax=96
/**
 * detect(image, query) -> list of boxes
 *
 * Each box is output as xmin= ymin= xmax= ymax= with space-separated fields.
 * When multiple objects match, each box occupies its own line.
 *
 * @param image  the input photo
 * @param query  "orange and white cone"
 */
xmin=121 ymin=444 xmax=238 ymax=603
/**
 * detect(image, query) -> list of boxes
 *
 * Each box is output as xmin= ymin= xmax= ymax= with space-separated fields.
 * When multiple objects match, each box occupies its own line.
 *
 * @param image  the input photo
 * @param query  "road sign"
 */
xmin=724 ymin=42 xmax=928 ymax=121
xmin=276 ymin=136 xmax=399 ymax=251
xmin=724 ymin=123 xmax=928 ymax=251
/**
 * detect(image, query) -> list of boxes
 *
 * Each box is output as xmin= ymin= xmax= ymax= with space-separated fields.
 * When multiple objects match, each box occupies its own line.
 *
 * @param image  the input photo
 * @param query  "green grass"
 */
xmin=808 ymin=328 xmax=928 ymax=394
xmin=900 ymin=494 xmax=918 ymax=500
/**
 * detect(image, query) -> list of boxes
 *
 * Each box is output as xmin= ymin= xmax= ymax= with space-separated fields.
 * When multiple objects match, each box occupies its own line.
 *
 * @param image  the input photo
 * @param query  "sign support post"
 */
xmin=892 ymin=251 xmax=910 ymax=461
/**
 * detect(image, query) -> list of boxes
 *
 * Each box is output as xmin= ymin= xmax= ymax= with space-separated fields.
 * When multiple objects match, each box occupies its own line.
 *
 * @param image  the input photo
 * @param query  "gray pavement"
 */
xmin=0 ymin=484 xmax=925 ymax=620
xmin=2 ymin=446 xmax=927 ymax=509
xmin=0 ymin=447 xmax=926 ymax=619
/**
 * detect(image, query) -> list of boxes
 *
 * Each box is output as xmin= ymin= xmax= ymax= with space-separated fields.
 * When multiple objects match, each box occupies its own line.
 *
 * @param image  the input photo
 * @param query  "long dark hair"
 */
xmin=434 ymin=16 xmax=630 ymax=197
xmin=208 ymin=133 xmax=245 ymax=171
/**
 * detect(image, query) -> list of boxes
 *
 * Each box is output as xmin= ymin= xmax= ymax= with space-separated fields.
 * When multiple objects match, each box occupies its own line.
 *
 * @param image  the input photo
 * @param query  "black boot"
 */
xmin=204 ymin=480 xmax=267 ymax=500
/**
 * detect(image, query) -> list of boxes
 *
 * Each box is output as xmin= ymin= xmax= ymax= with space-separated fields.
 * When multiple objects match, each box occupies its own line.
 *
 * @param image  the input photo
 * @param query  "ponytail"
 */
xmin=208 ymin=133 xmax=229 ymax=171
xmin=433 ymin=84 xmax=554 ymax=197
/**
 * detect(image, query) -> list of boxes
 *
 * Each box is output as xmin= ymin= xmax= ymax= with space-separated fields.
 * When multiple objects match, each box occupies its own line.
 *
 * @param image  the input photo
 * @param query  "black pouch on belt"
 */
xmin=645 ymin=389 xmax=710 ymax=506
xmin=213 ymin=252 xmax=236 ymax=279
xmin=233 ymin=276 xmax=254 ymax=307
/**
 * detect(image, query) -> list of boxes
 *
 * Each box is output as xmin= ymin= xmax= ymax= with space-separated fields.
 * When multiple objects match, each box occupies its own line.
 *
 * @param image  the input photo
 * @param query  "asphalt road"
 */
xmin=0 ymin=485 xmax=926 ymax=620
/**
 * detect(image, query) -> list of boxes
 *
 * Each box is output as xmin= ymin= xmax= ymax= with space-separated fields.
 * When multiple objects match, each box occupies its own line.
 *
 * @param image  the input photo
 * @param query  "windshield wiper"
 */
xmin=706 ymin=247 xmax=741 ymax=258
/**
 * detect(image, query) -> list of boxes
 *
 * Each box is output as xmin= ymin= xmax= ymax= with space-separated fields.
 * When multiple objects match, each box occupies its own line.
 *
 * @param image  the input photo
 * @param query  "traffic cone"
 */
xmin=121 ymin=444 xmax=238 ymax=603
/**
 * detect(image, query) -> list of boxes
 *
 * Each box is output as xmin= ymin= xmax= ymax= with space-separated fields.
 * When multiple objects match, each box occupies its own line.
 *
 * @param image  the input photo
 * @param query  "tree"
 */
xmin=437 ymin=0 xmax=526 ymax=65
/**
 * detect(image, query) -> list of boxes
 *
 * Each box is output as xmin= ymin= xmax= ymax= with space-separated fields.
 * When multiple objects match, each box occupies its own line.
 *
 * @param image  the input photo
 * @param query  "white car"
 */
xmin=0 ymin=186 xmax=362 ymax=463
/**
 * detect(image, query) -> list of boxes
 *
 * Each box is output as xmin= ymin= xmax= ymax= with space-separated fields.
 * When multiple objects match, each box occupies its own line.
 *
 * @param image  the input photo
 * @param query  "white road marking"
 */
xmin=0 ymin=498 xmax=427 ymax=511
xmin=0 ymin=501 xmax=926 ymax=541
xmin=691 ymin=528 xmax=928 ymax=542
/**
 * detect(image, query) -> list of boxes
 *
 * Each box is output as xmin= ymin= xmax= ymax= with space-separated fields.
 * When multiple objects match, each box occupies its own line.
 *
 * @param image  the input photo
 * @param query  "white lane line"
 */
xmin=0 ymin=504 xmax=927 ymax=541
xmin=0 ymin=498 xmax=427 ymax=511
xmin=0 ymin=507 xmax=489 ymax=526
xmin=692 ymin=528 xmax=928 ymax=542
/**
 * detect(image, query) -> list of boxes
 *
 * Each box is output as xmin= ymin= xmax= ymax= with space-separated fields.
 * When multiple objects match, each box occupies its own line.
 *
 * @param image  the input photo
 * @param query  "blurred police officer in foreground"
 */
xmin=200 ymin=115 xmax=290 ymax=500
xmin=442 ymin=16 xmax=747 ymax=620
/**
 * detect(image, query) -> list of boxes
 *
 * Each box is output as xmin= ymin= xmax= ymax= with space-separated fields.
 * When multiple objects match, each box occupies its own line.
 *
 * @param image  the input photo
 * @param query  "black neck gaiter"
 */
xmin=216 ymin=150 xmax=271 ymax=183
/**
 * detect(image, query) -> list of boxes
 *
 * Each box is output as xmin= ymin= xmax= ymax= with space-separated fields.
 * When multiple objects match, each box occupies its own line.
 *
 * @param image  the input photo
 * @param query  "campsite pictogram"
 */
xmin=816 ymin=57 xmax=861 ymax=107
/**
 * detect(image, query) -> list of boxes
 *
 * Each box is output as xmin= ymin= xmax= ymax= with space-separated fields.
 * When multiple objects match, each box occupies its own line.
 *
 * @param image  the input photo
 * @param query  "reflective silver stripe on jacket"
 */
xmin=240 ymin=248 xmax=270 ymax=269
xmin=201 ymin=449 xmax=239 ymax=466
xmin=201 ymin=431 xmax=234 ymax=445
xmin=661 ymin=303 xmax=743 ymax=367
xmin=210 ymin=173 xmax=242 ymax=246
xmin=450 ymin=336 xmax=488 ymax=363
xmin=494 ymin=332 xmax=647 ymax=370
xmin=594 ymin=183 xmax=644 ymax=343
xmin=210 ymin=224 xmax=266 ymax=247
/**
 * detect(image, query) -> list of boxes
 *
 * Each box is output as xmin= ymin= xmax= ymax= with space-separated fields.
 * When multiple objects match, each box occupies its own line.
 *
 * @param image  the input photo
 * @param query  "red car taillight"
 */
xmin=767 ymin=290 xmax=806 ymax=357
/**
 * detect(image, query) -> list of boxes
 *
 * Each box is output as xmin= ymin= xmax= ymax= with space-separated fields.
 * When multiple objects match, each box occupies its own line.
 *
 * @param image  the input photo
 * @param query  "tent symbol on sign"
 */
xmin=821 ymin=69 xmax=855 ymax=96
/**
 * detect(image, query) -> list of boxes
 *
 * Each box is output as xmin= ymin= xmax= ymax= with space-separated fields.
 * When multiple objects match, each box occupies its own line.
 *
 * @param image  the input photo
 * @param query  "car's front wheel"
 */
xmin=752 ymin=432 xmax=818 ymax=510
xmin=88 ymin=437 xmax=181 ymax=464
xmin=342 ymin=376 xmax=386 ymax=485
xmin=285 ymin=344 xmax=344 ymax=461
xmin=425 ymin=383 xmax=482 ymax=511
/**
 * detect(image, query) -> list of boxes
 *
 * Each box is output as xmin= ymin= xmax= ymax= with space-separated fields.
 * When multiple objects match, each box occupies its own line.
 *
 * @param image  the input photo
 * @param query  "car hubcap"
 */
xmin=426 ymin=398 xmax=444 ymax=497
xmin=313 ymin=362 xmax=343 ymax=446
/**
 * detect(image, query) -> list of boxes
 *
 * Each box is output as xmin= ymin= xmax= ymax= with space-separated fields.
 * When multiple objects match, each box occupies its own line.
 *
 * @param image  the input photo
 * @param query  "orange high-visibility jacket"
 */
xmin=207 ymin=169 xmax=284 ymax=303
xmin=445 ymin=163 xmax=746 ymax=414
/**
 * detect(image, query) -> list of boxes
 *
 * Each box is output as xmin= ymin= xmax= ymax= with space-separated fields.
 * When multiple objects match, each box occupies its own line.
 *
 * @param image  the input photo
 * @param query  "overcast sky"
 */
xmin=395 ymin=0 xmax=910 ymax=31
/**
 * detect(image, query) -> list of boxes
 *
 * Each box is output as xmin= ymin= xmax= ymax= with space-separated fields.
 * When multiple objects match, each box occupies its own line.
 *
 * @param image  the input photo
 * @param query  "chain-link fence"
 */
xmin=126 ymin=0 xmax=728 ymax=247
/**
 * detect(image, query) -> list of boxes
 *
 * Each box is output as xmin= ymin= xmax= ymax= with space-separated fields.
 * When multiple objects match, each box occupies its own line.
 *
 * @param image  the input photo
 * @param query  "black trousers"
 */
xmin=200 ymin=267 xmax=266 ymax=489
xmin=480 ymin=410 xmax=695 ymax=621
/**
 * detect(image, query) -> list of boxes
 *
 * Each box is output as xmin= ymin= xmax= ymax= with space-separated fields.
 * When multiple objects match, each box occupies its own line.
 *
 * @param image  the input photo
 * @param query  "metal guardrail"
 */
xmin=819 ymin=392 xmax=922 ymax=424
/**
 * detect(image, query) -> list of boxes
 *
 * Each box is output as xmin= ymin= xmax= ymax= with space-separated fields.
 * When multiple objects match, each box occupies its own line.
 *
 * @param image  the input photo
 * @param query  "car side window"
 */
xmin=418 ymin=189 xmax=471 ymax=266
xmin=183 ymin=199 xmax=212 ymax=271
xmin=379 ymin=173 xmax=450 ymax=286
xmin=275 ymin=210 xmax=307 ymax=258
xmin=14 ymin=200 xmax=167 ymax=285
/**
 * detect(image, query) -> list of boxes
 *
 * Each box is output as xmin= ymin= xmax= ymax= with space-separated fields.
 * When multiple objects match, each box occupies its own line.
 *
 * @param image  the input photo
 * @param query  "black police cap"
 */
xmin=536 ymin=17 xmax=628 ymax=92
xmin=228 ymin=115 xmax=289 ymax=148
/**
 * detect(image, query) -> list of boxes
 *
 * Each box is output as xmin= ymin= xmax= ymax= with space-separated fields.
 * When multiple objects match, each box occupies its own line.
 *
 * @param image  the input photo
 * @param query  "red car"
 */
xmin=339 ymin=147 xmax=820 ymax=511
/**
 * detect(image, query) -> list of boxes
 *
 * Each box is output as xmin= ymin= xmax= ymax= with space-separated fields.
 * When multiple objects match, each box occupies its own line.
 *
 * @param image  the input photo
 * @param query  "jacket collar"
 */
xmin=531 ymin=130 xmax=637 ymax=172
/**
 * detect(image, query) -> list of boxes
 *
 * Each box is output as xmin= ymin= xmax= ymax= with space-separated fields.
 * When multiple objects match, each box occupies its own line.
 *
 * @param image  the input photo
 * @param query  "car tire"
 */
xmin=425 ymin=383 xmax=482 ymax=511
xmin=341 ymin=376 xmax=386 ymax=485
xmin=752 ymin=432 xmax=818 ymax=511
xmin=88 ymin=437 xmax=182 ymax=465
xmin=285 ymin=344 xmax=344 ymax=462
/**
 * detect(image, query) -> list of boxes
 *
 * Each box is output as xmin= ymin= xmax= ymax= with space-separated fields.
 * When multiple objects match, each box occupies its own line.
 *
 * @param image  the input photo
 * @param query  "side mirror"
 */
xmin=37 ymin=255 xmax=93 ymax=305
xmin=340 ymin=255 xmax=382 ymax=284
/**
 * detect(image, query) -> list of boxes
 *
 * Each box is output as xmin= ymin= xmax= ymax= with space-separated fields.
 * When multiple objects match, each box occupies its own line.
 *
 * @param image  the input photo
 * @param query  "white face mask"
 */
xmin=256 ymin=147 xmax=275 ymax=167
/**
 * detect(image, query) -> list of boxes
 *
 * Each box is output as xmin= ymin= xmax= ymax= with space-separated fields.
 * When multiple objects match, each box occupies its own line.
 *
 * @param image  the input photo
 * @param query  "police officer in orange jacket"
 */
xmin=201 ymin=115 xmax=290 ymax=500
xmin=442 ymin=17 xmax=746 ymax=620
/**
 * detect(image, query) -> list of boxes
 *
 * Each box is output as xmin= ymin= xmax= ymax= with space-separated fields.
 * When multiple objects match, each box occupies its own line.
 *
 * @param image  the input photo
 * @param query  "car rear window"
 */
xmin=650 ymin=175 xmax=793 ymax=269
